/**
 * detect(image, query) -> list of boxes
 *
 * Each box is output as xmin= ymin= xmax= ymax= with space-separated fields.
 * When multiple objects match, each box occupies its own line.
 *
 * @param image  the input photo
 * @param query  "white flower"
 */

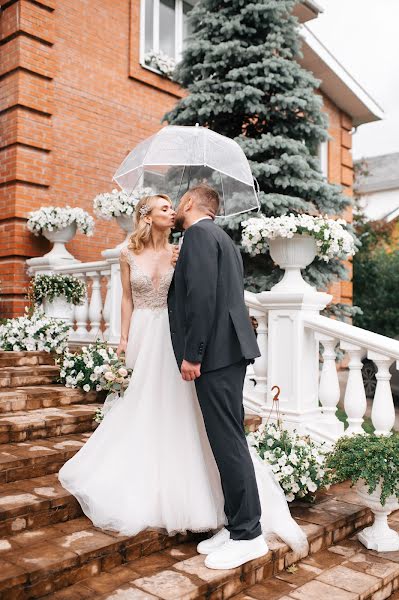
xmin=83 ymin=384 xmax=91 ymax=392
xmin=27 ymin=206 xmax=94 ymax=236
xmin=93 ymin=187 xmax=153 ymax=220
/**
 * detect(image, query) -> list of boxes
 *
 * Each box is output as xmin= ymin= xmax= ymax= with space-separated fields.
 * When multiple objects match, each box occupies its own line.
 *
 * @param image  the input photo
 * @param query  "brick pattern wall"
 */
xmin=0 ymin=0 xmax=354 ymax=318
xmin=322 ymin=96 xmax=354 ymax=305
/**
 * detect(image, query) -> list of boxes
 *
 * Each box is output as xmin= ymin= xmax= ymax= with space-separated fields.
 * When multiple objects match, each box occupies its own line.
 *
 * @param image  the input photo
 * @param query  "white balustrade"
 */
xmin=369 ymin=351 xmax=395 ymax=435
xmin=316 ymin=334 xmax=344 ymax=438
xmin=244 ymin=291 xmax=268 ymax=415
xmin=304 ymin=314 xmax=399 ymax=441
xmin=340 ymin=341 xmax=367 ymax=435
xmin=53 ymin=261 xmax=113 ymax=345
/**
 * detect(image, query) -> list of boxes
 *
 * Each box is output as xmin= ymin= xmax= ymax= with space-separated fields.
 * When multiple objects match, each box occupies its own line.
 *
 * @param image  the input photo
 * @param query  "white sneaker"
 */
xmin=204 ymin=534 xmax=269 ymax=570
xmin=197 ymin=527 xmax=230 ymax=555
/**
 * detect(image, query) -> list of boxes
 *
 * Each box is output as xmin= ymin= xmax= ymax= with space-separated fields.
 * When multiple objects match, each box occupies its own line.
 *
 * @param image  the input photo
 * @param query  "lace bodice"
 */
xmin=119 ymin=246 xmax=174 ymax=310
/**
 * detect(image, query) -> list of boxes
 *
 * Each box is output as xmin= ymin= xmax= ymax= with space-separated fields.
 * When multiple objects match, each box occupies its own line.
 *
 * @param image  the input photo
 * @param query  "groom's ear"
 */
xmin=185 ymin=197 xmax=193 ymax=212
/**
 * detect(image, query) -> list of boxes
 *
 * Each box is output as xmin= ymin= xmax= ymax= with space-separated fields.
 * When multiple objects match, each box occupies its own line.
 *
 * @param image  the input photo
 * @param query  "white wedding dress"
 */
xmin=58 ymin=247 xmax=308 ymax=553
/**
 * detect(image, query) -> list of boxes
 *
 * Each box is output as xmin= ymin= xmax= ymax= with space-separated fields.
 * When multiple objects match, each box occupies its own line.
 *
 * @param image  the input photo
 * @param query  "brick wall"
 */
xmin=322 ymin=96 xmax=354 ymax=306
xmin=0 ymin=0 xmax=354 ymax=317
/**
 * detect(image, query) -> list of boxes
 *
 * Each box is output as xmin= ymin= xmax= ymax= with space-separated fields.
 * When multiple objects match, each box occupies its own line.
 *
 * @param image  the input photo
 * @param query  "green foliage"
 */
xmin=353 ymin=248 xmax=399 ymax=337
xmin=326 ymin=433 xmax=399 ymax=505
xmin=31 ymin=275 xmax=86 ymax=306
xmin=165 ymin=0 xmax=355 ymax=309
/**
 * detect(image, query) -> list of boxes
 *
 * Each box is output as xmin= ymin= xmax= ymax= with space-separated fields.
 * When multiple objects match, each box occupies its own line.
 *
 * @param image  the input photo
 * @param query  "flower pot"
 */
xmin=356 ymin=479 xmax=399 ymax=551
xmin=102 ymin=215 xmax=134 ymax=259
xmin=268 ymin=234 xmax=317 ymax=293
xmin=43 ymin=295 xmax=74 ymax=325
xmin=42 ymin=222 xmax=77 ymax=262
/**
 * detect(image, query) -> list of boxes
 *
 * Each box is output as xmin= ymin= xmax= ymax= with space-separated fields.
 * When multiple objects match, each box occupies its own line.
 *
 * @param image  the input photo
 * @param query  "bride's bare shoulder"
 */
xmin=119 ymin=246 xmax=132 ymax=263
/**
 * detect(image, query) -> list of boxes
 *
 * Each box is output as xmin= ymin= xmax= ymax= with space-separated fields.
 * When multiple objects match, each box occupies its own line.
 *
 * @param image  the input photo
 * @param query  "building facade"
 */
xmin=0 ymin=0 xmax=382 ymax=317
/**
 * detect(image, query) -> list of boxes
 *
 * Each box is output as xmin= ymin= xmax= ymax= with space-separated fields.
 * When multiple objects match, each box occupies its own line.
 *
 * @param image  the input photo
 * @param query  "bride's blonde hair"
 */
xmin=128 ymin=194 xmax=173 ymax=254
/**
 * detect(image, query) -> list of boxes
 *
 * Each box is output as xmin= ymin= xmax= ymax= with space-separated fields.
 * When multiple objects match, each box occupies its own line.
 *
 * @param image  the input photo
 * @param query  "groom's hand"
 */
xmin=181 ymin=360 xmax=201 ymax=381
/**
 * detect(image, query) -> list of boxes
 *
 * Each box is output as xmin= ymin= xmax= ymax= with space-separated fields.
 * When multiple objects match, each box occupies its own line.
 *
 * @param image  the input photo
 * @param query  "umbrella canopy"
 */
xmin=113 ymin=125 xmax=260 ymax=218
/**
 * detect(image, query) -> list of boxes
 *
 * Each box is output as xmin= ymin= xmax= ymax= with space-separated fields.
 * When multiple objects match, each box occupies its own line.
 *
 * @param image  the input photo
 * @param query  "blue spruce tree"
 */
xmin=165 ymin=0 xmax=356 ymax=311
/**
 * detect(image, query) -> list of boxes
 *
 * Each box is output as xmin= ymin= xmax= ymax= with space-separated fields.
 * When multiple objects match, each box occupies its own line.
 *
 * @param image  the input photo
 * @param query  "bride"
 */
xmin=58 ymin=191 xmax=308 ymax=567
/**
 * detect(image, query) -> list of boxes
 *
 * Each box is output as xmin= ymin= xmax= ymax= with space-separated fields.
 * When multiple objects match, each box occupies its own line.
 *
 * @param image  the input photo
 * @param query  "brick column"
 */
xmin=0 ymin=0 xmax=55 ymax=317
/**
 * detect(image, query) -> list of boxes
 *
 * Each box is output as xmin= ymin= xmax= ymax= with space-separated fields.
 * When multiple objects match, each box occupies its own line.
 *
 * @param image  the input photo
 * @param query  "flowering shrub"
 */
xmin=57 ymin=341 xmax=132 ymax=394
xmin=27 ymin=206 xmax=94 ymax=236
xmin=327 ymin=433 xmax=399 ymax=506
xmin=93 ymin=187 xmax=153 ymax=220
xmin=247 ymin=422 xmax=331 ymax=502
xmin=0 ymin=310 xmax=70 ymax=353
xmin=143 ymin=50 xmax=176 ymax=78
xmin=31 ymin=274 xmax=86 ymax=306
xmin=241 ymin=213 xmax=356 ymax=262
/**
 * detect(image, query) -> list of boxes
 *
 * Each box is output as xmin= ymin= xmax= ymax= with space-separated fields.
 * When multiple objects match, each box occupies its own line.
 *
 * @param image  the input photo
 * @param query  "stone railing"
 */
xmin=243 ymin=288 xmax=399 ymax=445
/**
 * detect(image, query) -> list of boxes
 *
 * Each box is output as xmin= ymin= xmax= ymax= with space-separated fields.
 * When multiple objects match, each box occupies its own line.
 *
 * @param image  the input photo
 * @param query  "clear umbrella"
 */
xmin=113 ymin=125 xmax=260 ymax=218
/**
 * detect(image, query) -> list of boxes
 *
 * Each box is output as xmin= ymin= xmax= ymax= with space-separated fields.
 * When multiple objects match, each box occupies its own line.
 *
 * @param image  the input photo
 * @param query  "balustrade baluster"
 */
xmin=340 ymin=341 xmax=367 ymax=435
xmin=73 ymin=274 xmax=89 ymax=340
xmin=369 ymin=350 xmax=395 ymax=435
xmin=317 ymin=334 xmax=344 ymax=436
xmin=102 ymin=269 xmax=111 ymax=341
xmin=88 ymin=270 xmax=103 ymax=341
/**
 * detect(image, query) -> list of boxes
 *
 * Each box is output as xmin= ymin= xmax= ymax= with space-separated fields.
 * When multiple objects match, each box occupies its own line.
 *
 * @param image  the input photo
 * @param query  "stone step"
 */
xmin=233 ymin=524 xmax=399 ymax=600
xmin=0 ymin=404 xmax=99 ymax=444
xmin=0 ymin=476 xmax=376 ymax=600
xmin=0 ymin=366 xmax=60 ymax=388
xmin=0 ymin=351 xmax=56 ymax=368
xmin=0 ymin=432 xmax=90 ymax=484
xmin=0 ymin=385 xmax=100 ymax=414
xmin=0 ymin=472 xmax=84 ymax=538
xmin=0 ymin=516 xmax=197 ymax=600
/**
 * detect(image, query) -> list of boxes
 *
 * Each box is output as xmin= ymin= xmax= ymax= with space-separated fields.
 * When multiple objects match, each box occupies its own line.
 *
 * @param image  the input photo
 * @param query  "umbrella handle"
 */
xmin=253 ymin=177 xmax=261 ymax=212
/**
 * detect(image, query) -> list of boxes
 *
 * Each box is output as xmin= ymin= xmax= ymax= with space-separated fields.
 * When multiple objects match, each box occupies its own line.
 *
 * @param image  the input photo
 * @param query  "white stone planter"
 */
xmin=356 ymin=479 xmax=399 ymax=551
xmin=43 ymin=295 xmax=74 ymax=325
xmin=268 ymin=234 xmax=317 ymax=293
xmin=102 ymin=214 xmax=134 ymax=259
xmin=42 ymin=222 xmax=77 ymax=262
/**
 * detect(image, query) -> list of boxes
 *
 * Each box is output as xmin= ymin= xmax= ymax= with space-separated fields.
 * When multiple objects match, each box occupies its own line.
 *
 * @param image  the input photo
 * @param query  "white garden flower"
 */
xmin=83 ymin=384 xmax=91 ymax=392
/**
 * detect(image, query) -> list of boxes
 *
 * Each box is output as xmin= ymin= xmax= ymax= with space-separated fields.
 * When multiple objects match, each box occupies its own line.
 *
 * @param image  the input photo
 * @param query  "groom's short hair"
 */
xmin=189 ymin=185 xmax=220 ymax=215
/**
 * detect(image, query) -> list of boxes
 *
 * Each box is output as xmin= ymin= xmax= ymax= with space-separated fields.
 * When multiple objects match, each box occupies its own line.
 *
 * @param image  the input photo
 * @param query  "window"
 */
xmin=318 ymin=140 xmax=329 ymax=179
xmin=141 ymin=0 xmax=195 ymax=65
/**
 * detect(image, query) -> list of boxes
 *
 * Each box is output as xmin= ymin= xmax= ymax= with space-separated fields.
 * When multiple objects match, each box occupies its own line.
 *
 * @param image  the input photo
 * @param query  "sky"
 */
xmin=306 ymin=0 xmax=399 ymax=160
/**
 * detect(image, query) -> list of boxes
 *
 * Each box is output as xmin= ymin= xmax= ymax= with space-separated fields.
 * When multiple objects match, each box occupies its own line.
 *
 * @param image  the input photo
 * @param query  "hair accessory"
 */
xmin=139 ymin=204 xmax=151 ymax=217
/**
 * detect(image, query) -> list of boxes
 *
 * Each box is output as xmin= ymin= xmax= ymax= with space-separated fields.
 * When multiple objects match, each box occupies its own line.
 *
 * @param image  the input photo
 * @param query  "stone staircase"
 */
xmin=1 ymin=351 xmax=399 ymax=600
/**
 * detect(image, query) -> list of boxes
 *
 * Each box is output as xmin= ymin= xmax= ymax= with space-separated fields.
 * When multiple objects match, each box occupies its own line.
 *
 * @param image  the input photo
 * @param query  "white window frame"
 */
xmin=140 ymin=0 xmax=195 ymax=68
xmin=318 ymin=140 xmax=329 ymax=179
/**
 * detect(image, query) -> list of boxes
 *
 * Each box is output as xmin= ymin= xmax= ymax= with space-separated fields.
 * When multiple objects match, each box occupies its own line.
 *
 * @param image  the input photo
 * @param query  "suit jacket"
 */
xmin=167 ymin=219 xmax=260 ymax=373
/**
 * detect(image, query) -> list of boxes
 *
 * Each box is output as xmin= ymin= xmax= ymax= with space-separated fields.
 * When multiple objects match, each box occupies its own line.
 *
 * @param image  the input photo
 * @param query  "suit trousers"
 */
xmin=195 ymin=359 xmax=262 ymax=540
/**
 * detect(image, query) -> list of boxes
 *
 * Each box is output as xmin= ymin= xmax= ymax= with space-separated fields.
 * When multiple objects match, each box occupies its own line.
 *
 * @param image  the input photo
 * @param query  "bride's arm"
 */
xmin=117 ymin=258 xmax=134 ymax=357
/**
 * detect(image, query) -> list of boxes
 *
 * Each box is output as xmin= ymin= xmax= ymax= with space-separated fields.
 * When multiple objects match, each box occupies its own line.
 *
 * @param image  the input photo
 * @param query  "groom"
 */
xmin=168 ymin=184 xmax=268 ymax=570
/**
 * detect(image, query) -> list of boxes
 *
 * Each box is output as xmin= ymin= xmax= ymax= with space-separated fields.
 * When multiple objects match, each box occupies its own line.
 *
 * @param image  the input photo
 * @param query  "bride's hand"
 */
xmin=171 ymin=245 xmax=180 ymax=267
xmin=116 ymin=340 xmax=127 ymax=358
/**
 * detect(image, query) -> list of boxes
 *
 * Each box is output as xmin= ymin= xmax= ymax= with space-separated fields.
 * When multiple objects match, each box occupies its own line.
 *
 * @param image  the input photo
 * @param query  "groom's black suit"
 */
xmin=168 ymin=218 xmax=262 ymax=541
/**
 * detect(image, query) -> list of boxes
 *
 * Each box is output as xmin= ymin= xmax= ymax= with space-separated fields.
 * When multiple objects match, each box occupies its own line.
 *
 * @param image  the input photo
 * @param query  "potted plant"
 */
xmin=241 ymin=213 xmax=357 ymax=292
xmin=93 ymin=187 xmax=153 ymax=250
xmin=327 ymin=433 xmax=399 ymax=551
xmin=143 ymin=50 xmax=177 ymax=79
xmin=247 ymin=421 xmax=331 ymax=503
xmin=31 ymin=274 xmax=86 ymax=322
xmin=0 ymin=309 xmax=70 ymax=354
xmin=27 ymin=206 xmax=94 ymax=263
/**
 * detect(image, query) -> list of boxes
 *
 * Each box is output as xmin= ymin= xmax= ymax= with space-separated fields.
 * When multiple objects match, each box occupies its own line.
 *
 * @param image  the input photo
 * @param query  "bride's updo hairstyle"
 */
xmin=128 ymin=194 xmax=173 ymax=254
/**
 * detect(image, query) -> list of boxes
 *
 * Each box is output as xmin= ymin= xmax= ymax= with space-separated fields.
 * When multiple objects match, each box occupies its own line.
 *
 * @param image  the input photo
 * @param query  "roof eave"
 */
xmin=299 ymin=25 xmax=384 ymax=127
xmin=293 ymin=0 xmax=323 ymax=23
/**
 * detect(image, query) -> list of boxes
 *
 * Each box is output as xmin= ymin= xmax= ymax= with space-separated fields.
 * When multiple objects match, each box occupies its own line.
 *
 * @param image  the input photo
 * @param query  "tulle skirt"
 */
xmin=58 ymin=308 xmax=308 ymax=553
